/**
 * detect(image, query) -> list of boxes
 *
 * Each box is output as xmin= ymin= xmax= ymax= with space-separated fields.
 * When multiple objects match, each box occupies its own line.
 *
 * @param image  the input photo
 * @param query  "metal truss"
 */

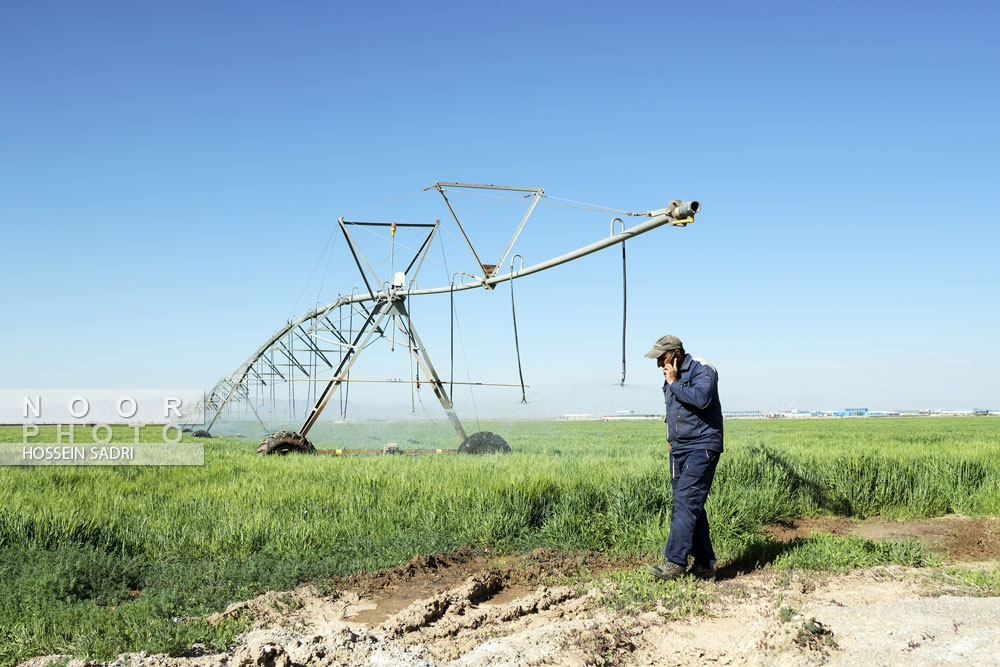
xmin=202 ymin=183 xmax=700 ymax=440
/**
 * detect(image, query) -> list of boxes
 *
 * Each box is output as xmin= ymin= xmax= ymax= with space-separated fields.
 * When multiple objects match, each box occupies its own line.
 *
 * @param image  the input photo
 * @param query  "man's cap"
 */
xmin=645 ymin=335 xmax=683 ymax=358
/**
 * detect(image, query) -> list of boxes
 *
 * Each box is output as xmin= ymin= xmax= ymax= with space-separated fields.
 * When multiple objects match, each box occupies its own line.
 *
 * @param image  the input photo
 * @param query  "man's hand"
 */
xmin=663 ymin=355 xmax=679 ymax=385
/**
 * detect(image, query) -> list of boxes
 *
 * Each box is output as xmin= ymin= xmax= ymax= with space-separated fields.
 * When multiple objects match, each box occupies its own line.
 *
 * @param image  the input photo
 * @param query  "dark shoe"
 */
xmin=648 ymin=562 xmax=687 ymax=581
xmin=690 ymin=564 xmax=716 ymax=581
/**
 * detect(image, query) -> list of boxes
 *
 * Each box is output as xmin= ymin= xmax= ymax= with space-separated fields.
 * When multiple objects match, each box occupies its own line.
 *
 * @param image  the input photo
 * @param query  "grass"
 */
xmin=0 ymin=417 xmax=998 ymax=663
xmin=731 ymin=533 xmax=944 ymax=574
xmin=599 ymin=533 xmax=943 ymax=617
xmin=599 ymin=568 xmax=712 ymax=617
xmin=795 ymin=618 xmax=837 ymax=649
xmin=769 ymin=534 xmax=943 ymax=572
xmin=930 ymin=564 xmax=1000 ymax=596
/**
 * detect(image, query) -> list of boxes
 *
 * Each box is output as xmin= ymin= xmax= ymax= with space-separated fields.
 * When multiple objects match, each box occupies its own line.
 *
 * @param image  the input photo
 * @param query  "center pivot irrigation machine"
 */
xmin=200 ymin=182 xmax=700 ymax=455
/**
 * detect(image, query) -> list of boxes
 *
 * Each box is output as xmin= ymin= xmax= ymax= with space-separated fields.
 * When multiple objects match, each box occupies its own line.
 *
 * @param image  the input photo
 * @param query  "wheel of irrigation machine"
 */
xmin=458 ymin=431 xmax=511 ymax=454
xmin=191 ymin=429 xmax=212 ymax=438
xmin=256 ymin=430 xmax=317 ymax=456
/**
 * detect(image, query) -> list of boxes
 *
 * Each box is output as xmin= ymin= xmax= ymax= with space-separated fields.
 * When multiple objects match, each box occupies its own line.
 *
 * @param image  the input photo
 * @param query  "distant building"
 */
xmin=723 ymin=410 xmax=764 ymax=419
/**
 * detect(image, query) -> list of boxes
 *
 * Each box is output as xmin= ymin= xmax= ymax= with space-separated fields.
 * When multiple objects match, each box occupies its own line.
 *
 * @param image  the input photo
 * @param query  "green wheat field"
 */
xmin=1 ymin=417 xmax=998 ymax=663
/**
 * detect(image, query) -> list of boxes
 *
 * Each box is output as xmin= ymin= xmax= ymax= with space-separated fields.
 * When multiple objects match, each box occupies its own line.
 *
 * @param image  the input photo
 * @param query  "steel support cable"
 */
xmin=447 ymin=196 xmax=522 ymax=217
xmin=390 ymin=224 xmax=397 ymax=352
xmin=345 ymin=289 xmax=360 ymax=419
xmin=315 ymin=232 xmax=339 ymax=306
xmin=438 ymin=232 xmax=455 ymax=404
xmin=449 ymin=288 xmax=481 ymax=433
xmin=509 ymin=255 xmax=527 ymax=403
xmin=439 ymin=225 xmax=483 ymax=276
xmin=439 ymin=188 xmax=629 ymax=214
xmin=450 ymin=274 xmax=456 ymax=402
xmin=408 ymin=316 xmax=415 ymax=412
xmin=269 ymin=350 xmax=275 ymax=416
xmin=407 ymin=280 xmax=417 ymax=413
xmin=310 ymin=325 xmax=316 ymax=419
xmin=288 ymin=328 xmax=295 ymax=422
xmin=435 ymin=189 xmax=527 ymax=203
xmin=448 ymin=271 xmax=478 ymax=404
xmin=355 ymin=222 xmax=465 ymax=278
xmin=408 ymin=279 xmax=422 ymax=394
xmin=537 ymin=200 xmax=627 ymax=213
xmin=341 ymin=188 xmax=424 ymax=219
xmin=540 ymin=194 xmax=628 ymax=213
xmin=338 ymin=301 xmax=345 ymax=419
xmin=290 ymin=227 xmax=338 ymax=320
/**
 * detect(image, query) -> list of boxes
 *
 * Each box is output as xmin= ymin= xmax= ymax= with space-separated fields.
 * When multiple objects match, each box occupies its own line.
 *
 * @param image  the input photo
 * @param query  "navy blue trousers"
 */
xmin=665 ymin=448 xmax=720 ymax=569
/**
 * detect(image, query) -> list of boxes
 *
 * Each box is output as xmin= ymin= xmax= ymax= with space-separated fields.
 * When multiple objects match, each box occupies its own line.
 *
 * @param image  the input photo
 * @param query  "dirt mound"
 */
xmin=330 ymin=545 xmax=638 ymax=628
xmin=227 ymin=627 xmax=435 ymax=667
xmin=378 ymin=572 xmax=504 ymax=638
xmin=17 ymin=517 xmax=1000 ymax=667
xmin=26 ymin=564 xmax=1000 ymax=667
xmin=764 ymin=513 xmax=1000 ymax=560
xmin=19 ymin=564 xmax=1000 ymax=667
xmin=206 ymin=585 xmax=367 ymax=631
xmin=336 ymin=547 xmax=475 ymax=596
xmin=339 ymin=546 xmax=631 ymax=594
xmin=182 ymin=547 xmax=627 ymax=664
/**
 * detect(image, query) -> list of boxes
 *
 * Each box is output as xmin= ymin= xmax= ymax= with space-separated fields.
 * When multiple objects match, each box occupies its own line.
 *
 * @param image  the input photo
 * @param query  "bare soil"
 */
xmin=763 ymin=513 xmax=1000 ymax=561
xmin=18 ymin=516 xmax=1000 ymax=667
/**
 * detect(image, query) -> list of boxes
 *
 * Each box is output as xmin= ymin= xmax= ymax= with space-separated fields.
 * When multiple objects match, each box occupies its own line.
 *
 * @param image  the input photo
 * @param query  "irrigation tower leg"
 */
xmin=297 ymin=296 xmax=468 ymax=444
xmin=298 ymin=301 xmax=391 ymax=437
xmin=391 ymin=299 xmax=468 ymax=442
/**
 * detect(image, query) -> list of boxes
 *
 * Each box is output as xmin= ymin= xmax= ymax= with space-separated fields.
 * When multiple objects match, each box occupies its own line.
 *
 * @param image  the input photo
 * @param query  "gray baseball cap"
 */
xmin=645 ymin=335 xmax=683 ymax=358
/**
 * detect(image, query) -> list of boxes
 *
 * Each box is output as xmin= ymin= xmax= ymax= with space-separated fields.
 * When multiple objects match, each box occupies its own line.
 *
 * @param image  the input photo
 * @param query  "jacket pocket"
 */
xmin=674 ymin=407 xmax=700 ymax=440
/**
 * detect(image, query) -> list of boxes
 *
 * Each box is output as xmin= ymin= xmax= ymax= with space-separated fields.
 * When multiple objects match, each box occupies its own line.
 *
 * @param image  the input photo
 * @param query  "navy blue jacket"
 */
xmin=663 ymin=354 xmax=724 ymax=452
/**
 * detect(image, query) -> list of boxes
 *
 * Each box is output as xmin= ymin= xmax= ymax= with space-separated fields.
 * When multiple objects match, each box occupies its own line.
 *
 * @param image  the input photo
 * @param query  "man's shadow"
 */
xmin=752 ymin=445 xmax=853 ymax=516
xmin=716 ymin=535 xmax=808 ymax=580
xmin=715 ymin=446 xmax=855 ymax=580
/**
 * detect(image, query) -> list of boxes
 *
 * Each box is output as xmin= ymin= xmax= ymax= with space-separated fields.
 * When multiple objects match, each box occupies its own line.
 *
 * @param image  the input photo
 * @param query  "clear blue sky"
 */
xmin=1 ymin=1 xmax=997 ymax=417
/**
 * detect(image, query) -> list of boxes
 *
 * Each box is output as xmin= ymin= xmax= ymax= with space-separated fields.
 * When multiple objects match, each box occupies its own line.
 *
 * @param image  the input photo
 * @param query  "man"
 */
xmin=645 ymin=335 xmax=723 ymax=582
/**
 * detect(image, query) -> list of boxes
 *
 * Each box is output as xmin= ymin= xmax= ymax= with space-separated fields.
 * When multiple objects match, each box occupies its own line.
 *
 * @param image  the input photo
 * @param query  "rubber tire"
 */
xmin=191 ymin=430 xmax=212 ymax=438
xmin=256 ymin=430 xmax=316 ymax=456
xmin=458 ymin=431 xmax=511 ymax=454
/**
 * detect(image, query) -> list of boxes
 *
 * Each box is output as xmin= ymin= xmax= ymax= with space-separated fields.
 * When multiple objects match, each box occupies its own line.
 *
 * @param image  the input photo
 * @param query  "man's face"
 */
xmin=657 ymin=350 xmax=676 ymax=368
